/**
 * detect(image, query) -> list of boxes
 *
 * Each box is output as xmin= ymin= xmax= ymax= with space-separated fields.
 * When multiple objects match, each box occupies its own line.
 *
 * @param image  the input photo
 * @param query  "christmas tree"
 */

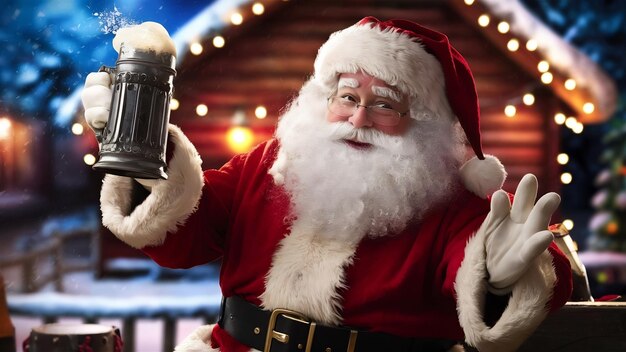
xmin=588 ymin=107 xmax=626 ymax=252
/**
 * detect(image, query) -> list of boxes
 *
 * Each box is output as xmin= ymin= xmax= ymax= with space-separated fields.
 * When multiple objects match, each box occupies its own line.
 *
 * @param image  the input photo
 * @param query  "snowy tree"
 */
xmin=0 ymin=1 xmax=108 ymax=126
xmin=587 ymin=116 xmax=626 ymax=252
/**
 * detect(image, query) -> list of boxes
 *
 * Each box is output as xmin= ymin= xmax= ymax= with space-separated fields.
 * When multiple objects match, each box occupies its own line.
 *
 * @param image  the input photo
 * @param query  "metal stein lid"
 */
xmin=118 ymin=43 xmax=177 ymax=74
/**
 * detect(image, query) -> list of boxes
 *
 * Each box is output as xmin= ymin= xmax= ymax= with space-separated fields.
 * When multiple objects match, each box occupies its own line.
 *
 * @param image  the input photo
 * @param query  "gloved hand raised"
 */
xmin=484 ymin=174 xmax=560 ymax=294
xmin=80 ymin=71 xmax=159 ymax=190
xmin=81 ymin=71 xmax=112 ymax=132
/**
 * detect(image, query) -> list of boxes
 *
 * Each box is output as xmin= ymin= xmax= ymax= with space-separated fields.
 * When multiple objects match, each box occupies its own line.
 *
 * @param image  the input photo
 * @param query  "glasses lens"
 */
xmin=328 ymin=97 xmax=403 ymax=126
xmin=329 ymin=97 xmax=356 ymax=117
xmin=369 ymin=107 xmax=401 ymax=126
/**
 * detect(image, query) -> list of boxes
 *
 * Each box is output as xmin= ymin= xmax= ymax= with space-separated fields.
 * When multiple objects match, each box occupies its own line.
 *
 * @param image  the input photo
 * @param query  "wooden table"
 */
xmin=520 ymin=301 xmax=626 ymax=351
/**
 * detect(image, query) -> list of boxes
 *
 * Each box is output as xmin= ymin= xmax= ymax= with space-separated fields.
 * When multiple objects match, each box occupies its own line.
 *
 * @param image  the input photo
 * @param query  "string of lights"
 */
xmin=460 ymin=0 xmax=610 ymax=232
xmin=75 ymin=0 xmax=604 ymax=234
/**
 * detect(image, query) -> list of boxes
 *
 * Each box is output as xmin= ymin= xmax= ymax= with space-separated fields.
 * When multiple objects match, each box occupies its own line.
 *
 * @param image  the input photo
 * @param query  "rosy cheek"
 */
xmin=326 ymin=111 xmax=346 ymax=123
xmin=373 ymin=118 xmax=411 ymax=136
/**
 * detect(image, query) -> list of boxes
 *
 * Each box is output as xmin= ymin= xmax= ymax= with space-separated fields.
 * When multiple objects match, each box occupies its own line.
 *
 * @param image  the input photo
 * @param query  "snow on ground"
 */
xmin=2 ymin=209 xmax=224 ymax=351
xmin=8 ymin=262 xmax=221 ymax=352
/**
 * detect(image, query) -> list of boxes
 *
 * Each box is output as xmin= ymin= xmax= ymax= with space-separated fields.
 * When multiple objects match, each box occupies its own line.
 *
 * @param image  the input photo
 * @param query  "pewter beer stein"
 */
xmin=93 ymin=43 xmax=176 ymax=179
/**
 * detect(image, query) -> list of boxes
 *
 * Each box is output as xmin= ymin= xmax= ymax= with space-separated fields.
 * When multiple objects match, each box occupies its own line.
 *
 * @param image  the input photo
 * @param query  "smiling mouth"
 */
xmin=343 ymin=139 xmax=372 ymax=150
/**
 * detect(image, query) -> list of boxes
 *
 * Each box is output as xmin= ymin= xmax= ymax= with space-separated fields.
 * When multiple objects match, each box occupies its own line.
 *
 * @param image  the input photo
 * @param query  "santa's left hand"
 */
xmin=483 ymin=174 xmax=560 ymax=294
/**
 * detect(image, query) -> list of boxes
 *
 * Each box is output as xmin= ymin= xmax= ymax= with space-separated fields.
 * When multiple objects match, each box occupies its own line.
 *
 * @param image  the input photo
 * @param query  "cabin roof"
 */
xmin=172 ymin=0 xmax=617 ymax=124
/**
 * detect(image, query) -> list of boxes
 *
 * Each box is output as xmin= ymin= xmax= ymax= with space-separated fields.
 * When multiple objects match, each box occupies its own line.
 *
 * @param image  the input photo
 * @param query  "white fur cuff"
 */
xmin=100 ymin=124 xmax=204 ymax=249
xmin=455 ymin=228 xmax=557 ymax=352
xmin=175 ymin=324 xmax=261 ymax=352
xmin=174 ymin=325 xmax=218 ymax=352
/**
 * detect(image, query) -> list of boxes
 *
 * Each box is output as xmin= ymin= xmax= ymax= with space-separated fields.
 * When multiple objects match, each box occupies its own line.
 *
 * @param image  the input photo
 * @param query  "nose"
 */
xmin=348 ymin=106 xmax=373 ymax=128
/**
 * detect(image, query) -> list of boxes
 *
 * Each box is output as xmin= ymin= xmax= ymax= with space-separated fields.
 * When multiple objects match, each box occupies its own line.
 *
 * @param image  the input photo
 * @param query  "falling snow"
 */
xmin=1 ymin=2 xmax=625 ymax=350
xmin=94 ymin=7 xmax=136 ymax=35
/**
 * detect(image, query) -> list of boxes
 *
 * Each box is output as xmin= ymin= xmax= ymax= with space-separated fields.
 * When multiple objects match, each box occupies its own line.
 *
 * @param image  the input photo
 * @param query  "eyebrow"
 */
xmin=338 ymin=77 xmax=359 ymax=89
xmin=372 ymin=86 xmax=401 ymax=103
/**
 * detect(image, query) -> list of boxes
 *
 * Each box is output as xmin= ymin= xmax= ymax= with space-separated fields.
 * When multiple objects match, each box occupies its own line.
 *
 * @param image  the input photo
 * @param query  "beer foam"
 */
xmin=113 ymin=22 xmax=177 ymax=57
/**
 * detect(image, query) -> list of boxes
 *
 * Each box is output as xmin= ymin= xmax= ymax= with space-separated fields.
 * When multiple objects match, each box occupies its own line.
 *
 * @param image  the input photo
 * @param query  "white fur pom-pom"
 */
xmin=459 ymin=155 xmax=506 ymax=199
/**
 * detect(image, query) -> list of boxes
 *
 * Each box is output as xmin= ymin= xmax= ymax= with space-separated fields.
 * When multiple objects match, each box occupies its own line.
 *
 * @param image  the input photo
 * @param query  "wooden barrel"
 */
xmin=24 ymin=323 xmax=122 ymax=352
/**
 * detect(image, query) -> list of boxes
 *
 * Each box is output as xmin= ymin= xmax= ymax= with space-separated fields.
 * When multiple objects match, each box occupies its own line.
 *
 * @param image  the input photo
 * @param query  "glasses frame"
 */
xmin=327 ymin=96 xmax=409 ymax=127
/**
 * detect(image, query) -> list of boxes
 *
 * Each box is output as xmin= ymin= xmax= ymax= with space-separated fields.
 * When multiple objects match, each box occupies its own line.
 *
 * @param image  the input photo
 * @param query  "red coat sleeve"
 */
xmin=141 ymin=153 xmax=247 ymax=269
xmin=547 ymin=243 xmax=573 ymax=311
xmin=436 ymin=191 xmax=491 ymax=299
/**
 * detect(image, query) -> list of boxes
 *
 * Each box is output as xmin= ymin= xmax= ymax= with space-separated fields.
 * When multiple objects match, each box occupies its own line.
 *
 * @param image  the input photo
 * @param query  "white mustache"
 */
xmin=329 ymin=122 xmax=385 ymax=143
xmin=327 ymin=122 xmax=408 ymax=155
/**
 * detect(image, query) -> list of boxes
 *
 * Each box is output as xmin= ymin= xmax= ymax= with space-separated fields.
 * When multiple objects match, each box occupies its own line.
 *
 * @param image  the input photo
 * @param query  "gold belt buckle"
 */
xmin=264 ymin=308 xmax=317 ymax=352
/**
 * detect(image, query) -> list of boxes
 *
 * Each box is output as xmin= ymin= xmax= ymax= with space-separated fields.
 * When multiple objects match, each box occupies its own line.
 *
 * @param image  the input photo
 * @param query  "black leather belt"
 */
xmin=218 ymin=296 xmax=457 ymax=352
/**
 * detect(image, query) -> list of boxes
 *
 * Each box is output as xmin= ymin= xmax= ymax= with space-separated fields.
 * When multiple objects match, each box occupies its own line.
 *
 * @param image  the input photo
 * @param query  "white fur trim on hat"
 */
xmin=459 ymin=155 xmax=506 ymax=199
xmin=455 ymin=226 xmax=557 ymax=352
xmin=100 ymin=124 xmax=204 ymax=249
xmin=313 ymin=22 xmax=454 ymax=123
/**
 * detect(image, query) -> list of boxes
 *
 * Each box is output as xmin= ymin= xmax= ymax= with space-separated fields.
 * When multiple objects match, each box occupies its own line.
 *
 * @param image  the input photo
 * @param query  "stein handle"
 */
xmin=98 ymin=64 xmax=116 ymax=81
xmin=95 ymin=65 xmax=117 ymax=144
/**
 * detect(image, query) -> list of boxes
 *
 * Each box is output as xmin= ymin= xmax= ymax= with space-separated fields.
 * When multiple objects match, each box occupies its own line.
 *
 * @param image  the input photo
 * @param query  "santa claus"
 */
xmin=82 ymin=17 xmax=572 ymax=352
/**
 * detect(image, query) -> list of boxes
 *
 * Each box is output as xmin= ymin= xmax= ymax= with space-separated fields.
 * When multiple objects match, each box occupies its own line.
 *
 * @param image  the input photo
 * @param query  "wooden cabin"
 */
xmin=171 ymin=0 xmax=616 ymax=195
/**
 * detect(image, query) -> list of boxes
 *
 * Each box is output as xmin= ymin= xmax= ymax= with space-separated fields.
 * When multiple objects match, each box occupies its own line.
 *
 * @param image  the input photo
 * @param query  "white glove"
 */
xmin=81 ymin=71 xmax=113 ymax=131
xmin=484 ymin=174 xmax=561 ymax=294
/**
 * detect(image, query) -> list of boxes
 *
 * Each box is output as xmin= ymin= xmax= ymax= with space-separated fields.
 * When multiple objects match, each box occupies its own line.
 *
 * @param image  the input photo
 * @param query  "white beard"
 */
xmin=269 ymin=80 xmax=466 ymax=244
xmin=261 ymin=80 xmax=467 ymax=323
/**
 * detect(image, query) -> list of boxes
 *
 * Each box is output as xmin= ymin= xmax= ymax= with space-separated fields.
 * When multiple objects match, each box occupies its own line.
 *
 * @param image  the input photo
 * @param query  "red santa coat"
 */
xmin=99 ymin=125 xmax=571 ymax=352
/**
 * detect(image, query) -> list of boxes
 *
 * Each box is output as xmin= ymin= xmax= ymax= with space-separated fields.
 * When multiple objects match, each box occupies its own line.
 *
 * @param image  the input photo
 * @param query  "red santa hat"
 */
xmin=313 ymin=17 xmax=506 ymax=198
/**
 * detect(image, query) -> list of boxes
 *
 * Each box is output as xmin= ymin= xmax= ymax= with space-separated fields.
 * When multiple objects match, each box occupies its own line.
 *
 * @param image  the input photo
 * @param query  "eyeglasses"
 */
xmin=327 ymin=96 xmax=408 ymax=127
